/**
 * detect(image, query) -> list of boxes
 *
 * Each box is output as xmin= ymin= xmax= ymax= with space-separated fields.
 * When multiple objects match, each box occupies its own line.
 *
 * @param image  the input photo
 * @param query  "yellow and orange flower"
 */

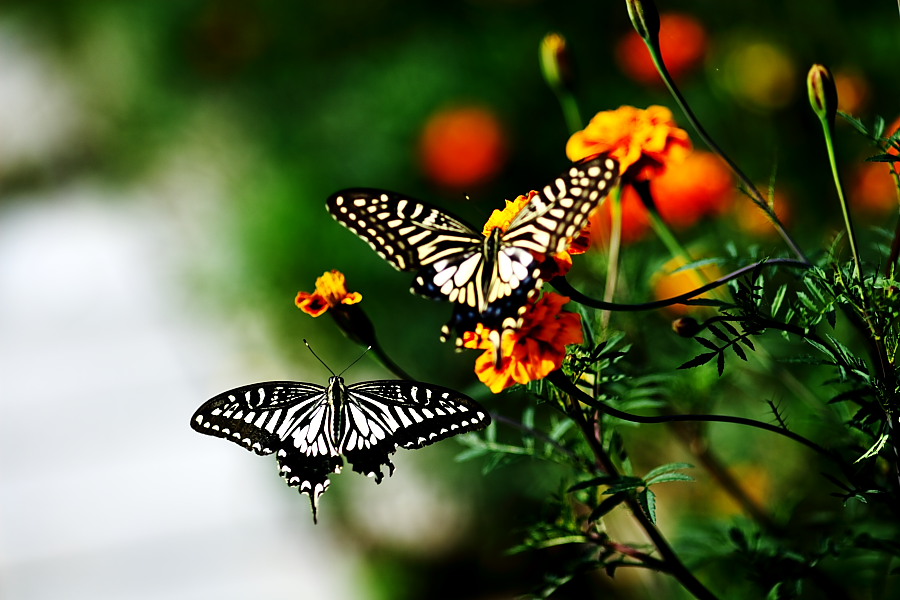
xmin=616 ymin=12 xmax=709 ymax=86
xmin=567 ymin=105 xmax=692 ymax=182
xmin=463 ymin=293 xmax=583 ymax=393
xmin=420 ymin=105 xmax=507 ymax=189
xmin=851 ymin=116 xmax=900 ymax=216
xmin=295 ymin=270 xmax=362 ymax=317
xmin=732 ymin=187 xmax=793 ymax=238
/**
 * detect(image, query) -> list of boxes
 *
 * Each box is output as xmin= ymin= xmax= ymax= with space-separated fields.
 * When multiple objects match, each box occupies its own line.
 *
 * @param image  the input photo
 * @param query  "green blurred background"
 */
xmin=1 ymin=1 xmax=897 ymax=599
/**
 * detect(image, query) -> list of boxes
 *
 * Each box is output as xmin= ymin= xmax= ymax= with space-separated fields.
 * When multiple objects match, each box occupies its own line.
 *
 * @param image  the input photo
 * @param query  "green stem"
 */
xmin=556 ymin=89 xmax=583 ymax=136
xmin=642 ymin=42 xmax=808 ymax=263
xmin=821 ymin=124 xmax=864 ymax=279
xmin=601 ymin=186 xmax=623 ymax=327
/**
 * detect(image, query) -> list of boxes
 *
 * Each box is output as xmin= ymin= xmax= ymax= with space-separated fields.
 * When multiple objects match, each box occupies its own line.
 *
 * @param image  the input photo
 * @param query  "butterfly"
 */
xmin=190 ymin=342 xmax=491 ymax=522
xmin=326 ymin=155 xmax=619 ymax=353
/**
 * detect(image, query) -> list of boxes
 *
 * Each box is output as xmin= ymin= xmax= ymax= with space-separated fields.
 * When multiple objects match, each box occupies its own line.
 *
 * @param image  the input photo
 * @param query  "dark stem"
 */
xmin=551 ymin=259 xmax=809 ymax=312
xmin=562 ymin=387 xmax=720 ymax=600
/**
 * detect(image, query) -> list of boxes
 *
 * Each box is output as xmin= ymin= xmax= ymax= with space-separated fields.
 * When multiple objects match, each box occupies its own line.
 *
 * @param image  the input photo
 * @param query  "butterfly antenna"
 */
xmin=338 ymin=345 xmax=372 ymax=377
xmin=303 ymin=339 xmax=336 ymax=376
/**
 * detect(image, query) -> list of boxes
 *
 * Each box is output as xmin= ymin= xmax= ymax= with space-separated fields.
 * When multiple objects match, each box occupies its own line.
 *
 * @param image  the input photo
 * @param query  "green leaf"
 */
xmin=771 ymin=284 xmax=788 ymax=316
xmin=640 ymin=488 xmax=657 ymax=523
xmin=732 ymin=342 xmax=748 ymax=362
xmin=716 ymin=351 xmax=725 ymax=376
xmin=695 ymin=337 xmax=719 ymax=351
xmin=643 ymin=462 xmax=694 ymax=481
xmin=707 ymin=324 xmax=730 ymax=343
xmin=854 ymin=433 xmax=889 ymax=463
xmin=568 ymin=475 xmax=620 ymax=492
xmin=646 ymin=472 xmax=694 ymax=486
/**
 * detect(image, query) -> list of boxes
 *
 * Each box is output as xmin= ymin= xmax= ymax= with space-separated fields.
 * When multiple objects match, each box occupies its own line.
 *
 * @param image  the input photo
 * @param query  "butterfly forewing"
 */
xmin=503 ymin=156 xmax=620 ymax=255
xmin=327 ymin=189 xmax=482 ymax=271
xmin=191 ymin=381 xmax=327 ymax=455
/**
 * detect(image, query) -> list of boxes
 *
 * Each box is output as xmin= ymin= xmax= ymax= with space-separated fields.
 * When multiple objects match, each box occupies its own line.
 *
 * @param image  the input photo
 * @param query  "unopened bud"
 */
xmin=625 ymin=0 xmax=660 ymax=45
xmin=540 ymin=33 xmax=575 ymax=92
xmin=672 ymin=316 xmax=701 ymax=338
xmin=807 ymin=64 xmax=837 ymax=130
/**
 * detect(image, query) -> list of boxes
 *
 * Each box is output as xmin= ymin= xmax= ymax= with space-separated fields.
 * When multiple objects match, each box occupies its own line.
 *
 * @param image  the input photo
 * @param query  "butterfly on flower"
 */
xmin=326 ymin=156 xmax=619 ymax=355
xmin=190 ymin=342 xmax=490 ymax=522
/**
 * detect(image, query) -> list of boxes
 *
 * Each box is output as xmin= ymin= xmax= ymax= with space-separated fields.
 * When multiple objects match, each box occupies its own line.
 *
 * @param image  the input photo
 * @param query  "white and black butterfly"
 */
xmin=191 ymin=344 xmax=490 ymax=522
xmin=327 ymin=156 xmax=619 ymax=348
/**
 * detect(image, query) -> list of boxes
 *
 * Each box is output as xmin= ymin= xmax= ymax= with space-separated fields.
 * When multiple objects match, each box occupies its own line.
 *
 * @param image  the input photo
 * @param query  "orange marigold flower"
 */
xmin=616 ymin=12 xmax=708 ymax=86
xmin=653 ymin=151 xmax=734 ymax=228
xmin=567 ymin=105 xmax=692 ymax=181
xmin=420 ymin=105 xmax=507 ymax=189
xmin=463 ymin=293 xmax=583 ymax=393
xmin=483 ymin=190 xmax=536 ymax=235
xmin=295 ymin=270 xmax=362 ymax=317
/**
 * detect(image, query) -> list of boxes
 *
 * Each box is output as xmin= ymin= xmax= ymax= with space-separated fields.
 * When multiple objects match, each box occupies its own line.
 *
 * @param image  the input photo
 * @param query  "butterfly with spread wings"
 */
xmin=327 ymin=156 xmax=619 ymax=352
xmin=191 ymin=345 xmax=490 ymax=522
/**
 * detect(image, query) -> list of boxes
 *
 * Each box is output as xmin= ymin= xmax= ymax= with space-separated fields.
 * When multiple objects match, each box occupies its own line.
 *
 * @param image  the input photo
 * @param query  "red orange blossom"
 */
xmin=463 ymin=292 xmax=583 ymax=393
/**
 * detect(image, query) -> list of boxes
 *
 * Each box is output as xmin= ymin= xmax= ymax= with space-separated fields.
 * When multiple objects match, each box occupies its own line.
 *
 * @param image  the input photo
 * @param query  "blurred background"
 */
xmin=0 ymin=1 xmax=897 ymax=599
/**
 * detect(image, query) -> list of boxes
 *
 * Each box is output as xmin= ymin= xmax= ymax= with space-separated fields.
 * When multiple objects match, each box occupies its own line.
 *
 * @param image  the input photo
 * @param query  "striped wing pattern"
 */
xmin=192 ymin=377 xmax=490 ymax=522
xmin=326 ymin=155 xmax=619 ymax=342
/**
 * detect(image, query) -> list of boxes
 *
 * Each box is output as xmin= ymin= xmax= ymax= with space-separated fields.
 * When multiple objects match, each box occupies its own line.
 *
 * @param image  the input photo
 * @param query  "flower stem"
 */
xmin=642 ymin=41 xmax=808 ymax=263
xmin=561 ymin=380 xmax=720 ymax=600
xmin=601 ymin=186 xmax=623 ymax=327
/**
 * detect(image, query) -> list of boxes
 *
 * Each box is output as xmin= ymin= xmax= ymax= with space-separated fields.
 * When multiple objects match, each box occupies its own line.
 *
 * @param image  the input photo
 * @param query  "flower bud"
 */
xmin=540 ymin=33 xmax=575 ymax=92
xmin=625 ymin=0 xmax=661 ymax=45
xmin=672 ymin=316 xmax=701 ymax=337
xmin=807 ymin=64 xmax=837 ymax=130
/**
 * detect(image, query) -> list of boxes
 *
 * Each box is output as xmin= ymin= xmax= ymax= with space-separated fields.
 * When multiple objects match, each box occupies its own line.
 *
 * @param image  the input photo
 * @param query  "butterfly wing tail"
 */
xmin=276 ymin=449 xmax=343 ymax=524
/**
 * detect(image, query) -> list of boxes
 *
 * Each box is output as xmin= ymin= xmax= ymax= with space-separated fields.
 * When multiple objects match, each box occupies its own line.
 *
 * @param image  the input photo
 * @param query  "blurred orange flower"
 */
xmin=851 ymin=116 xmax=900 ymax=215
xmin=295 ymin=270 xmax=362 ymax=317
xmin=616 ymin=12 xmax=708 ymax=85
xmin=732 ymin=188 xmax=793 ymax=237
xmin=651 ymin=256 xmax=722 ymax=316
xmin=420 ymin=105 xmax=507 ymax=188
xmin=463 ymin=293 xmax=583 ymax=393
xmin=567 ymin=105 xmax=692 ymax=182
xmin=590 ymin=186 xmax=652 ymax=246
xmin=834 ymin=70 xmax=870 ymax=115
xmin=653 ymin=151 xmax=734 ymax=228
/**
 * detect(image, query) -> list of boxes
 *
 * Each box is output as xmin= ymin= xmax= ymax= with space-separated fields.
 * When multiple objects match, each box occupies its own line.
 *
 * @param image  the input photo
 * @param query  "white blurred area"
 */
xmin=0 ymin=24 xmax=367 ymax=600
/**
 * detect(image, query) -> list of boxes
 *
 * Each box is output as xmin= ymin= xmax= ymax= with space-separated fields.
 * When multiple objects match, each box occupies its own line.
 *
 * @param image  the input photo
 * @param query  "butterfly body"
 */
xmin=327 ymin=156 xmax=619 ymax=342
xmin=192 ymin=375 xmax=490 ymax=521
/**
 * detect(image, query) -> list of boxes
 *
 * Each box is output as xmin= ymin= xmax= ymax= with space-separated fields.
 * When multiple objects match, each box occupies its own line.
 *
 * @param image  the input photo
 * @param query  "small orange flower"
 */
xmin=653 ymin=151 xmax=734 ymax=228
xmin=295 ymin=270 xmax=362 ymax=317
xmin=616 ymin=12 xmax=708 ymax=86
xmin=463 ymin=293 xmax=583 ymax=393
xmin=483 ymin=190 xmax=536 ymax=235
xmin=835 ymin=70 xmax=870 ymax=115
xmin=420 ymin=105 xmax=507 ymax=189
xmin=567 ymin=105 xmax=692 ymax=182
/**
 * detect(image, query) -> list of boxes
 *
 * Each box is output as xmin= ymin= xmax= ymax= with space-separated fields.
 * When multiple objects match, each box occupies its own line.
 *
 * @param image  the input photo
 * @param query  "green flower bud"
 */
xmin=807 ymin=64 xmax=837 ymax=130
xmin=625 ymin=0 xmax=660 ymax=45
xmin=540 ymin=33 xmax=575 ymax=93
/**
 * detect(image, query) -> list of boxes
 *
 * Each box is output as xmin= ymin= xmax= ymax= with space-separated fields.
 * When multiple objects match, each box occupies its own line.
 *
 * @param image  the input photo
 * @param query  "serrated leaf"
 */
xmin=588 ymin=491 xmax=629 ymax=521
xmin=643 ymin=462 xmax=694 ymax=481
xmin=865 ymin=153 xmax=900 ymax=163
xmin=679 ymin=352 xmax=717 ymax=370
xmin=732 ymin=343 xmax=748 ymax=362
xmin=707 ymin=324 xmax=730 ymax=342
xmin=646 ymin=472 xmax=695 ymax=486
xmin=721 ymin=321 xmax=740 ymax=337
xmin=641 ymin=488 xmax=657 ymax=523
xmin=739 ymin=336 xmax=755 ymax=351
xmin=717 ymin=351 xmax=725 ymax=376
xmin=838 ymin=111 xmax=869 ymax=136
xmin=695 ymin=336 xmax=719 ymax=351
